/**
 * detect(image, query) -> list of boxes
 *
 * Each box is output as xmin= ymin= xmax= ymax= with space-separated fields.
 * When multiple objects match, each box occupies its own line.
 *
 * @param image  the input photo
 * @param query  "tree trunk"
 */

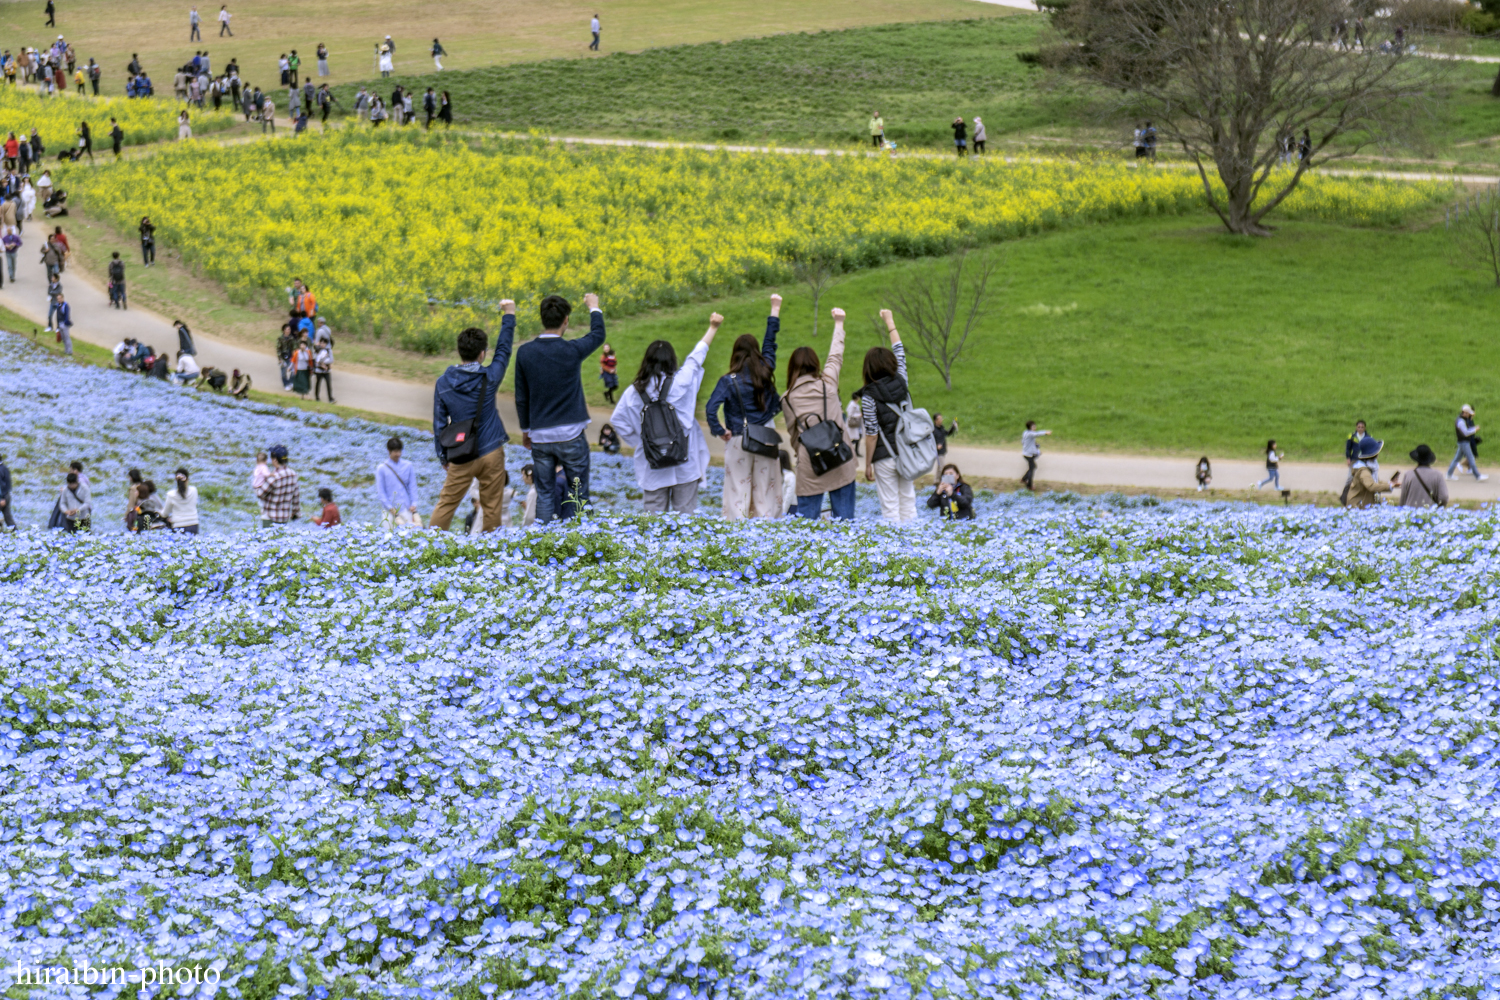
xmin=1223 ymin=172 xmax=1274 ymax=237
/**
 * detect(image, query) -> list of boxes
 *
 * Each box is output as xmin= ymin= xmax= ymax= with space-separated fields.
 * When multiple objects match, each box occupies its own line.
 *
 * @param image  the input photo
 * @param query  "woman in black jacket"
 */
xmin=926 ymin=463 xmax=974 ymax=520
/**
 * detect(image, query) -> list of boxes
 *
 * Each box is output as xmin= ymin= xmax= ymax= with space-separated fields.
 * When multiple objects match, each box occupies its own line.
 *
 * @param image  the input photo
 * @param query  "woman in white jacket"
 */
xmin=159 ymin=467 xmax=201 ymax=534
xmin=609 ymin=312 xmax=721 ymax=514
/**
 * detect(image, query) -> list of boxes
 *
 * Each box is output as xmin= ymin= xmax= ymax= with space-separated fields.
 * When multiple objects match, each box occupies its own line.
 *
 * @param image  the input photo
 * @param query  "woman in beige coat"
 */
xmin=782 ymin=307 xmax=858 ymax=519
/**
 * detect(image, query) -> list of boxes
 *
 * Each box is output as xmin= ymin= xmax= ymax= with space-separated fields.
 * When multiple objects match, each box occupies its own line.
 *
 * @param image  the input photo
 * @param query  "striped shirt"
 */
xmin=861 ymin=341 xmax=907 ymax=436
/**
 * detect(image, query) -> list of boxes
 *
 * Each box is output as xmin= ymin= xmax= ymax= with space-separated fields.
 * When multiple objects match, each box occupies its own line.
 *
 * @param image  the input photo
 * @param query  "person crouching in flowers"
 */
xmin=926 ymin=463 xmax=973 ymax=520
xmin=1346 ymin=437 xmax=1399 ymax=509
xmin=608 ymin=312 xmax=720 ymax=514
xmin=310 ymin=487 xmax=340 ymax=527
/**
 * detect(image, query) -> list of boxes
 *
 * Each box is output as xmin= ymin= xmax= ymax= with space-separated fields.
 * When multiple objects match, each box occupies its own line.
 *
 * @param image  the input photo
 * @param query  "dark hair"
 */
xmin=69 ymin=460 xmax=83 ymax=473
xmin=779 ymin=448 xmax=793 ymax=473
xmin=521 ymin=463 xmax=534 ymax=479
xmin=539 ymin=295 xmax=572 ymax=330
xmin=1266 ymin=439 xmax=1276 ymax=450
xmin=138 ymin=479 xmax=155 ymax=496
xmin=785 ymin=346 xmax=821 ymax=388
xmin=111 ymin=251 xmax=119 ymax=259
xmin=128 ymin=467 xmax=143 ymax=484
xmin=728 ymin=334 xmax=774 ymax=408
xmin=387 ymin=436 xmax=403 ymax=452
xmin=941 ymin=463 xmax=963 ymax=484
xmin=66 ymin=472 xmax=77 ymax=485
xmin=862 ymin=346 xmax=898 ymax=386
xmin=1025 ymin=420 xmax=1036 ymax=430
xmin=318 ymin=487 xmax=333 ymax=502
xmin=175 ymin=467 xmax=190 ymax=497
xmin=456 ymin=326 xmax=487 ymax=362
xmin=632 ymin=340 xmax=678 ymax=397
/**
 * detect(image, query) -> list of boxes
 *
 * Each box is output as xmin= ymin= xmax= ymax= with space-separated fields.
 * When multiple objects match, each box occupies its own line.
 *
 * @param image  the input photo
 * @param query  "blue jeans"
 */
xmin=532 ymin=432 xmax=591 ymax=523
xmin=795 ymin=481 xmax=855 ymax=521
xmin=1256 ymin=467 xmax=1280 ymax=489
xmin=1450 ymin=440 xmax=1481 ymax=479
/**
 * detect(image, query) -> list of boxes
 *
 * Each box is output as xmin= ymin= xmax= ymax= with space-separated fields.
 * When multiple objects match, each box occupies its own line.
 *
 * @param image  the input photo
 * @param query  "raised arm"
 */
xmin=675 ymin=312 xmax=722 ymax=400
xmin=486 ymin=299 xmax=517 ymax=380
xmin=575 ymin=291 xmax=607 ymax=357
xmin=761 ymin=294 xmax=780 ymax=369
xmin=879 ymin=308 xmax=906 ymax=380
xmin=825 ymin=305 xmax=845 ymax=381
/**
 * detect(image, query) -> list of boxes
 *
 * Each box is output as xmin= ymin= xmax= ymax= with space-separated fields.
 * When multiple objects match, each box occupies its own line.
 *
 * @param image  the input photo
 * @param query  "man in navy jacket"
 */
xmin=431 ymin=299 xmax=516 ymax=531
xmin=515 ymin=292 xmax=606 ymax=522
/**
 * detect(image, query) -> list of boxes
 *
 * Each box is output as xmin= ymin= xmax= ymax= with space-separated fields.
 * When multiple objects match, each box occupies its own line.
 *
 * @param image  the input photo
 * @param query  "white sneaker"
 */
xmin=1446 ymin=473 xmax=1456 ymax=481
xmin=1481 ymin=475 xmax=1491 ymax=482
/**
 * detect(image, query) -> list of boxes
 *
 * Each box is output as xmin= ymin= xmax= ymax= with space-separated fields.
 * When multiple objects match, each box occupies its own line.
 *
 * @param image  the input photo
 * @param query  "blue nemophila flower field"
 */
xmin=4 ymin=340 xmax=1500 ymax=999
xmin=3 ymin=496 xmax=1500 ymax=999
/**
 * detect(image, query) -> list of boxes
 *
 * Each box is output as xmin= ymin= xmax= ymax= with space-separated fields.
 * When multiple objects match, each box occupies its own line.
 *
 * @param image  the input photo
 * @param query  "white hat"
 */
xmin=1462 ymin=403 xmax=1475 ymax=414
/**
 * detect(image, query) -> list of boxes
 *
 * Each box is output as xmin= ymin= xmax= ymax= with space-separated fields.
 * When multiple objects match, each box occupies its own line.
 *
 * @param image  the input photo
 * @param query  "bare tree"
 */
xmin=791 ymin=247 xmax=839 ymax=339
xmin=1052 ymin=0 xmax=1435 ymax=235
xmin=889 ymin=250 xmax=996 ymax=390
xmin=1448 ymin=187 xmax=1500 ymax=287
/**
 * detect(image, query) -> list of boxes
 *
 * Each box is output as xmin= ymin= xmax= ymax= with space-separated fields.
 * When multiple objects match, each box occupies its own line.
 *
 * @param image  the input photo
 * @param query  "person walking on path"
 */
xmin=139 ymin=216 xmax=155 ymax=266
xmin=589 ymin=14 xmax=601 ymax=51
xmin=972 ymin=117 xmax=986 ymax=155
xmin=1400 ymin=444 xmax=1448 ymax=509
xmin=1253 ymin=439 xmax=1283 ymax=490
xmin=438 ymin=91 xmax=452 ymax=127
xmin=53 ymin=292 xmax=71 ymax=355
xmin=290 ymin=336 xmax=312 ymax=397
xmin=609 ymin=313 xmax=720 ymax=514
xmin=783 ymin=305 xmax=857 ymax=520
xmin=2 ymin=232 xmax=19 ymax=286
xmin=159 ymin=467 xmax=199 ymax=533
xmin=952 ymin=117 xmax=967 ymax=158
xmin=1345 ymin=419 xmax=1367 ymax=468
xmin=515 ymin=292 xmax=607 ymax=523
xmin=927 ymin=463 xmax=974 ymax=520
xmin=190 ymin=6 xmax=201 ymax=41
xmin=0 ymin=453 xmax=12 ymax=528
xmin=257 ymin=445 xmax=299 ymax=526
xmin=376 ymin=436 xmax=421 ymax=528
xmin=423 ymin=87 xmax=436 ymax=129
xmin=1346 ymin=437 xmax=1398 ymax=508
xmin=316 ymin=43 xmax=328 ymax=77
xmin=1448 ymin=405 xmax=1488 ymax=481
xmin=706 ymin=296 xmax=782 ymax=519
xmin=599 ymin=342 xmax=619 ymax=404
xmin=931 ymin=413 xmax=957 ymax=478
xmin=431 ymin=304 xmax=516 ymax=531
xmin=1021 ymin=420 xmax=1050 ymax=490
xmin=1195 ymin=456 xmax=1212 ymax=491
xmin=860 ymin=309 xmax=922 ymax=524
xmin=217 ymin=4 xmax=231 ymax=35
xmin=45 ymin=0 xmax=55 ymax=28
xmin=431 ymin=38 xmax=446 ymax=70
xmin=313 ymin=338 xmax=334 ymax=402
xmin=57 ymin=471 xmax=90 ymax=532
xmin=109 ymin=117 xmax=123 ymax=158
xmin=174 ymin=319 xmax=196 ymax=356
xmin=77 ymin=121 xmax=91 ymax=161
xmin=869 ymin=111 xmax=884 ymax=149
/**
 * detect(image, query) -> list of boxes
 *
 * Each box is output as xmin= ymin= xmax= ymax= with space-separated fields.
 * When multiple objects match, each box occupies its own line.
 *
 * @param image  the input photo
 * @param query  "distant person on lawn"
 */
xmin=1346 ymin=437 xmax=1398 ymax=508
xmin=869 ymin=111 xmax=884 ymax=149
xmin=951 ymin=117 xmax=966 ymax=157
xmin=515 ymin=292 xmax=607 ymax=523
xmin=931 ymin=412 xmax=958 ymax=478
xmin=431 ymin=303 xmax=516 ymax=532
xmin=590 ymin=14 xmax=601 ymax=51
xmin=1400 ymin=444 xmax=1448 ymax=509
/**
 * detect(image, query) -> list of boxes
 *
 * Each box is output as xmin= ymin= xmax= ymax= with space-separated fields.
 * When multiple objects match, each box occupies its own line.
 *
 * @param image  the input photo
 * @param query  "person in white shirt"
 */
xmin=375 ymin=435 xmax=421 ymax=528
xmin=159 ymin=467 xmax=200 ymax=534
xmin=1021 ymin=420 xmax=1051 ymax=491
xmin=172 ymin=351 xmax=201 ymax=385
xmin=609 ymin=312 xmax=721 ymax=513
xmin=218 ymin=4 xmax=232 ymax=36
xmin=589 ymin=14 xmax=601 ymax=51
xmin=780 ymin=449 xmax=796 ymax=515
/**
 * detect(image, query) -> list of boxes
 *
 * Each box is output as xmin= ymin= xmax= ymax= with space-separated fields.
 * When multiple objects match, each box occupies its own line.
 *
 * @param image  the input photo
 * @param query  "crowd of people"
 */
xmin=273 ymin=279 xmax=335 ymax=401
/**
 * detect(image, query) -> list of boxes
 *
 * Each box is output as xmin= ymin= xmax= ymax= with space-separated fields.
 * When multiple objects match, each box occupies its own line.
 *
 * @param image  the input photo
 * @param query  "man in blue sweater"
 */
xmin=515 ymin=292 xmax=606 ymax=522
xmin=431 ymin=300 xmax=516 ymax=531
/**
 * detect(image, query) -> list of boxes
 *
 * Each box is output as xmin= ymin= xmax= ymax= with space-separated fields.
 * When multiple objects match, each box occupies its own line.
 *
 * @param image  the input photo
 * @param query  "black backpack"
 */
xmin=786 ymin=379 xmax=853 ymax=476
xmin=640 ymin=374 xmax=688 ymax=469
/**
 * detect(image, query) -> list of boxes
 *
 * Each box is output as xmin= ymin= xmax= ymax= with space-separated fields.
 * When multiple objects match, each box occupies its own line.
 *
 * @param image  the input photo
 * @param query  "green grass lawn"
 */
xmin=335 ymin=16 xmax=1084 ymax=149
xmin=598 ymin=211 xmax=1496 ymax=462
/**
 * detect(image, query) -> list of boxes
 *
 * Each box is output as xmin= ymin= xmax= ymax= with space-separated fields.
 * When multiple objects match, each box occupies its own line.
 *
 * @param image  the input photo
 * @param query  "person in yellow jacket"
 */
xmin=1346 ymin=436 xmax=1399 ymax=508
xmin=869 ymin=111 xmax=884 ymax=149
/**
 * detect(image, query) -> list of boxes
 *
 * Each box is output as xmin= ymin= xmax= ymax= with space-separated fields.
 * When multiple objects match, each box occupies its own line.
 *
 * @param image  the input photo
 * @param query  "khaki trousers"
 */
xmin=430 ymin=448 xmax=507 ymax=531
xmin=722 ymin=436 xmax=781 ymax=519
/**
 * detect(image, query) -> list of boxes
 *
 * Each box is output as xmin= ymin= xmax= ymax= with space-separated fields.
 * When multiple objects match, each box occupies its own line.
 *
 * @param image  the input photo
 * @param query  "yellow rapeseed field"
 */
xmin=0 ymin=86 xmax=233 ymax=150
xmin=64 ymin=131 xmax=1445 ymax=351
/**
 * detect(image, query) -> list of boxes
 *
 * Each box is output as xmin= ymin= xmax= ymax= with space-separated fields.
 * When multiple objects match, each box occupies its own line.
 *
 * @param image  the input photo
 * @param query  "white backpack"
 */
xmin=876 ymin=396 xmax=938 ymax=481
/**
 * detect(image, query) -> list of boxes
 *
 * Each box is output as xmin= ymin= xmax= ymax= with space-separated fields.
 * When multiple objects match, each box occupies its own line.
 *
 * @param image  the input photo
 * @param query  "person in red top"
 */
xmin=310 ymin=487 xmax=340 ymax=527
xmin=52 ymin=226 xmax=69 ymax=254
xmin=3 ymin=133 xmax=18 ymax=170
xmin=599 ymin=342 xmax=619 ymax=404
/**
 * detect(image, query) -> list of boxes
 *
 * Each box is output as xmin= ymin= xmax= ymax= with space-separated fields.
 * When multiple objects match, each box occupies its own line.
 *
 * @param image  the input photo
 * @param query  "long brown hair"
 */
xmin=728 ymin=334 xmax=775 ymax=409
xmin=785 ymin=346 xmax=820 ymax=389
xmin=862 ymin=346 xmax=898 ymax=386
